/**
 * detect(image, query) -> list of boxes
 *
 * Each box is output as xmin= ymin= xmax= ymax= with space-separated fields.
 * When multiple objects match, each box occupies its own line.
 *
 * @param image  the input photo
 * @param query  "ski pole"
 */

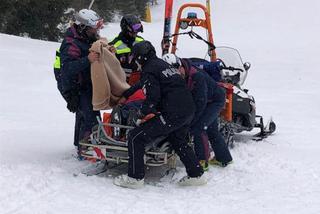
xmin=88 ymin=0 xmax=95 ymax=9
xmin=206 ymin=0 xmax=211 ymax=16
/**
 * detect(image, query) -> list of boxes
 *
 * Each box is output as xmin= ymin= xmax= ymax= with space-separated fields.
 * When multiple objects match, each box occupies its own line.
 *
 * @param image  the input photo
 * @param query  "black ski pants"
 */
xmin=192 ymin=101 xmax=233 ymax=163
xmin=127 ymin=113 xmax=203 ymax=180
xmin=74 ymin=89 xmax=100 ymax=147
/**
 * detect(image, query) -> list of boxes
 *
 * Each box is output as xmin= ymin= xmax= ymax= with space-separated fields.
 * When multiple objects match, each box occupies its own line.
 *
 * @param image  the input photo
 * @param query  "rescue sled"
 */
xmin=79 ymin=106 xmax=177 ymax=169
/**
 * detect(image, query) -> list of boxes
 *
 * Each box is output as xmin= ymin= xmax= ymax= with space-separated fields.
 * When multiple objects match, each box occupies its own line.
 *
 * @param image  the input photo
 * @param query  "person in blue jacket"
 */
xmin=163 ymin=54 xmax=233 ymax=170
xmin=59 ymin=9 xmax=103 ymax=154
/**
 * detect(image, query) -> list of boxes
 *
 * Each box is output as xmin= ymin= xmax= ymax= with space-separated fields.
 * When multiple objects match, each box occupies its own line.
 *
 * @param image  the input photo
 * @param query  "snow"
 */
xmin=1 ymin=0 xmax=320 ymax=213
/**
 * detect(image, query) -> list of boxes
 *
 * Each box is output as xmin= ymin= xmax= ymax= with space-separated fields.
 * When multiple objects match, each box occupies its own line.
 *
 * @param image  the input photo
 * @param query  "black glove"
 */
xmin=63 ymin=90 xmax=79 ymax=113
xmin=66 ymin=95 xmax=79 ymax=113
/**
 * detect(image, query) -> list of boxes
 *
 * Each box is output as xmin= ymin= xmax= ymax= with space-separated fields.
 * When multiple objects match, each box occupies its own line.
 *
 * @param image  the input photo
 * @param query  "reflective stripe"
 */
xmin=54 ymin=49 xmax=61 ymax=69
xmin=113 ymin=40 xmax=124 ymax=48
xmin=131 ymin=130 xmax=144 ymax=176
xmin=114 ymin=37 xmax=144 ymax=55
xmin=135 ymin=37 xmax=144 ymax=42
xmin=117 ymin=47 xmax=131 ymax=54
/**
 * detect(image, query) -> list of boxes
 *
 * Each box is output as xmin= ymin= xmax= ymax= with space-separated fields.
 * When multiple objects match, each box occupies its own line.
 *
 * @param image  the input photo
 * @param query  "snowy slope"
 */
xmin=1 ymin=0 xmax=320 ymax=213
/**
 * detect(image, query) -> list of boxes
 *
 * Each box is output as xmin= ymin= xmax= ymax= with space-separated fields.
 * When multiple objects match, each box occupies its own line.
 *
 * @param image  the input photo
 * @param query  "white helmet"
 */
xmin=74 ymin=9 xmax=103 ymax=29
xmin=162 ymin=53 xmax=181 ymax=68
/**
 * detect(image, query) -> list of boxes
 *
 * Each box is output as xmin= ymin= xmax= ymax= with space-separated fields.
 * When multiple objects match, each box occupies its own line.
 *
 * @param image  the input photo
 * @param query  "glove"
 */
xmin=63 ymin=90 xmax=79 ymax=113
xmin=118 ymin=97 xmax=127 ymax=105
xmin=66 ymin=95 xmax=79 ymax=113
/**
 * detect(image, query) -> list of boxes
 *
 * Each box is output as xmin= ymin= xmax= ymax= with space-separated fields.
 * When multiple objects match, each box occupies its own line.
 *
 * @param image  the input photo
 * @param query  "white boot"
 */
xmin=178 ymin=174 xmax=207 ymax=186
xmin=113 ymin=174 xmax=144 ymax=189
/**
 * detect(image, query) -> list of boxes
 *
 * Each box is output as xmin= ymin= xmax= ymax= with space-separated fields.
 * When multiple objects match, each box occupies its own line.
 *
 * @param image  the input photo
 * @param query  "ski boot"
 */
xmin=113 ymin=174 xmax=144 ymax=189
xmin=199 ymin=160 xmax=209 ymax=172
xmin=209 ymin=157 xmax=232 ymax=167
xmin=178 ymin=174 xmax=207 ymax=186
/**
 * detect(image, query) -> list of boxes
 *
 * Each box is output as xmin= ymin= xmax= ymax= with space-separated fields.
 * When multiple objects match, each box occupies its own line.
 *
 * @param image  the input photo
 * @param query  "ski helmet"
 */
xmin=74 ymin=9 xmax=104 ymax=29
xmin=120 ymin=15 xmax=143 ymax=33
xmin=131 ymin=41 xmax=156 ymax=65
xmin=162 ymin=53 xmax=181 ymax=68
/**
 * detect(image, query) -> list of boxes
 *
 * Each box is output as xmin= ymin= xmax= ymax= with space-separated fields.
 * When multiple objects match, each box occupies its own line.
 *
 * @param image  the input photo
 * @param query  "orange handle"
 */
xmin=141 ymin=113 xmax=156 ymax=123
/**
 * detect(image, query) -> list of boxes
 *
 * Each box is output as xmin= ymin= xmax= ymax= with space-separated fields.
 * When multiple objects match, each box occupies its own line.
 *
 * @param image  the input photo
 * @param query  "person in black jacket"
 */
xmin=59 ymin=9 xmax=103 ymax=154
xmin=113 ymin=41 xmax=206 ymax=189
xmin=163 ymin=54 xmax=233 ymax=171
xmin=108 ymin=15 xmax=144 ymax=81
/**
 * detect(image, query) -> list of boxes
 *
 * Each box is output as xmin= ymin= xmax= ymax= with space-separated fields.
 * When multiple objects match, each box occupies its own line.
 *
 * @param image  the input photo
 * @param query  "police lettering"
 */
xmin=162 ymin=68 xmax=179 ymax=77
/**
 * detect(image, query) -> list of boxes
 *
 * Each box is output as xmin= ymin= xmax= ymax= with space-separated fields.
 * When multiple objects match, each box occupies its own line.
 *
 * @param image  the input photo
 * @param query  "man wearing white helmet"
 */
xmin=58 ymin=9 xmax=104 ymax=157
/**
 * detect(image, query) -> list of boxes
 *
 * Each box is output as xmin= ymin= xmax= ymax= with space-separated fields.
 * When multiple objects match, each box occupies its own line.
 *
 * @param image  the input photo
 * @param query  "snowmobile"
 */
xmin=161 ymin=1 xmax=276 ymax=146
xmin=190 ymin=47 xmax=276 ymax=146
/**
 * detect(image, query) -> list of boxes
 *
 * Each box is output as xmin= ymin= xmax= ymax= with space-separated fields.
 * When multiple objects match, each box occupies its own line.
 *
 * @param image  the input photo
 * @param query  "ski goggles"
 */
xmin=129 ymin=23 xmax=143 ymax=33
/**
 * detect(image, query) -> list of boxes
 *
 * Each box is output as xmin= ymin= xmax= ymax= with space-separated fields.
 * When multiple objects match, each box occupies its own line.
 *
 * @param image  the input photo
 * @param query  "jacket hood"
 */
xmin=65 ymin=24 xmax=93 ymax=43
xmin=65 ymin=25 xmax=81 ymax=39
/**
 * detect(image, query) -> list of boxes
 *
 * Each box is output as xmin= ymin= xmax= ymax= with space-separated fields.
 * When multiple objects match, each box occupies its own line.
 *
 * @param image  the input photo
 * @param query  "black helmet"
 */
xmin=120 ymin=15 xmax=143 ymax=33
xmin=131 ymin=41 xmax=156 ymax=65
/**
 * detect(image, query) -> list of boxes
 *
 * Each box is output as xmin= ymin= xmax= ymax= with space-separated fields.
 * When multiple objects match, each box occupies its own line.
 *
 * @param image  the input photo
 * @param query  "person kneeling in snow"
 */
xmin=162 ymin=54 xmax=233 ymax=171
xmin=113 ymin=41 xmax=206 ymax=189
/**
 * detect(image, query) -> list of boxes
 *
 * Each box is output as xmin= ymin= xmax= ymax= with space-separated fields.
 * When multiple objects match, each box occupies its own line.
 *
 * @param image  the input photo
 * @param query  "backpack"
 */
xmin=189 ymin=58 xmax=222 ymax=82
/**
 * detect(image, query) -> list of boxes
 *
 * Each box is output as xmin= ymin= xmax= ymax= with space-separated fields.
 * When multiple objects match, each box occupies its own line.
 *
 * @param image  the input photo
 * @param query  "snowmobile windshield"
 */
xmin=215 ymin=47 xmax=248 ymax=86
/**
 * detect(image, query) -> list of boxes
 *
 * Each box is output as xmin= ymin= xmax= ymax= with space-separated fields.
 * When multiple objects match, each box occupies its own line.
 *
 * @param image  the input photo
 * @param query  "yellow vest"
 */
xmin=113 ymin=37 xmax=144 ymax=55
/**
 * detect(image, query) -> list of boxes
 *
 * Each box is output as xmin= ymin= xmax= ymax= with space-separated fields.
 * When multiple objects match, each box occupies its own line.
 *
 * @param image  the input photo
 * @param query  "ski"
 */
xmin=206 ymin=0 xmax=211 ymax=16
xmin=81 ymin=160 xmax=108 ymax=176
xmin=72 ymin=160 xmax=108 ymax=177
xmin=162 ymin=0 xmax=173 ymax=55
xmin=73 ymin=161 xmax=127 ymax=177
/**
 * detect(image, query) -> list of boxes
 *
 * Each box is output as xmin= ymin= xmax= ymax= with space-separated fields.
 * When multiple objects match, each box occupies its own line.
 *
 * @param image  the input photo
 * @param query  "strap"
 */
xmin=165 ymin=30 xmax=216 ymax=50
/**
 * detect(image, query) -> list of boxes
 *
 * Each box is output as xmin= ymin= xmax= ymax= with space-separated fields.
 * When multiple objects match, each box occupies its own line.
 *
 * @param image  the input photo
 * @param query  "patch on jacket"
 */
xmin=162 ymin=68 xmax=180 ymax=78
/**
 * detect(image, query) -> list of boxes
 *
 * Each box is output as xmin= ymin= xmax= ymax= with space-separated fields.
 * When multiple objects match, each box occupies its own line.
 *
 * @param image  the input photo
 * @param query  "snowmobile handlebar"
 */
xmin=217 ymin=59 xmax=244 ymax=73
xmin=221 ymin=66 xmax=244 ymax=73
